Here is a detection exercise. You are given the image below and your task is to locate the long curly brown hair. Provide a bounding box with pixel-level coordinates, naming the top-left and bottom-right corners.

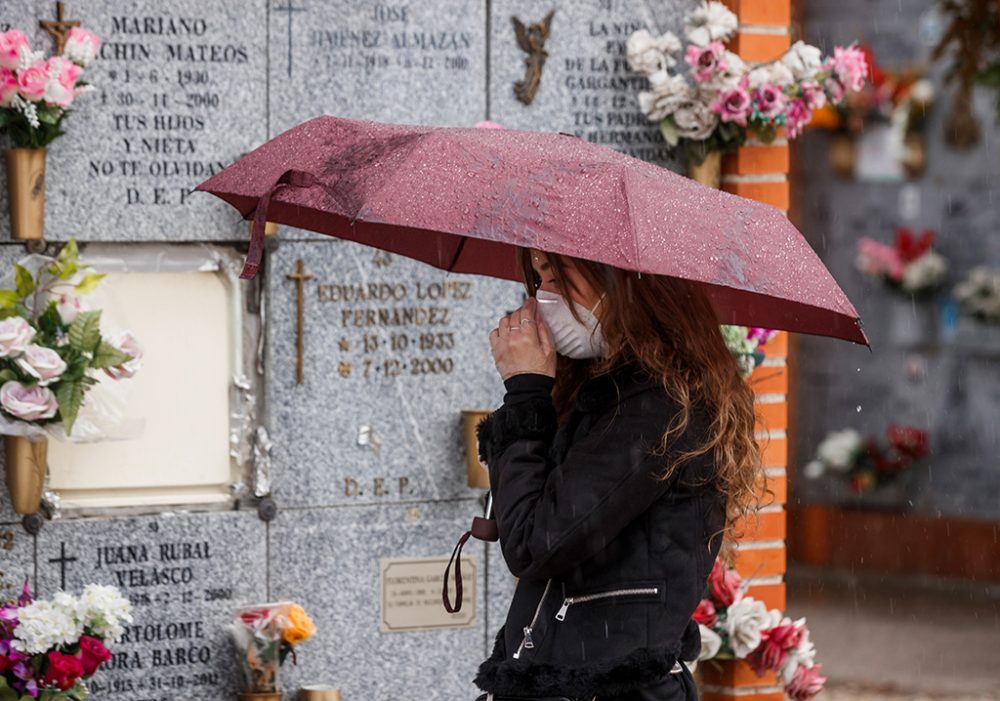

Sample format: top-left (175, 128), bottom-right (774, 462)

top-left (519, 248), bottom-right (767, 565)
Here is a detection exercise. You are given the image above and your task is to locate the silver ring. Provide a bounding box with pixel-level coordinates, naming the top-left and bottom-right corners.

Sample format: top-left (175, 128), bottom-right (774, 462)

top-left (509, 326), bottom-right (522, 332)
top-left (520, 318), bottom-right (534, 325)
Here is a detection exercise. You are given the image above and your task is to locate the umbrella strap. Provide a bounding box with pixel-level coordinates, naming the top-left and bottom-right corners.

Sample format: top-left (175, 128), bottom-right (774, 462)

top-left (441, 516), bottom-right (499, 613)
top-left (240, 169), bottom-right (328, 280)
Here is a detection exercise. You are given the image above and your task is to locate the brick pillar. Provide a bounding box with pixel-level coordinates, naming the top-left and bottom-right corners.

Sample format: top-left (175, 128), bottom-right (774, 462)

top-left (700, 1), bottom-right (792, 699)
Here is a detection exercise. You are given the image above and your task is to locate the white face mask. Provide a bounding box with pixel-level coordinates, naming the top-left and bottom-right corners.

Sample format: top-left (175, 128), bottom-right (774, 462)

top-left (535, 289), bottom-right (608, 359)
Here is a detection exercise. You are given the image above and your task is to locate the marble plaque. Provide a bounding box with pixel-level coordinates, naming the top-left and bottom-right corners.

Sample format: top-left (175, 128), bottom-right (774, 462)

top-left (266, 240), bottom-right (521, 508)
top-left (270, 501), bottom-right (490, 700)
top-left (0, 1), bottom-right (268, 242)
top-left (36, 511), bottom-right (267, 701)
top-left (0, 522), bottom-right (33, 602)
top-left (490, 0), bottom-right (686, 169)
top-left (268, 0), bottom-right (486, 136)
top-left (380, 555), bottom-right (476, 632)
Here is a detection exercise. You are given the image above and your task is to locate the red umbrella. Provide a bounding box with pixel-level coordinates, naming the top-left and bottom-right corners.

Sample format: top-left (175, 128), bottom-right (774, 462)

top-left (196, 115), bottom-right (867, 345)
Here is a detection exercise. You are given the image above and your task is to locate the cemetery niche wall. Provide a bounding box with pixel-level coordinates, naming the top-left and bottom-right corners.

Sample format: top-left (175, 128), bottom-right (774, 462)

top-left (0, 0), bottom-right (701, 699)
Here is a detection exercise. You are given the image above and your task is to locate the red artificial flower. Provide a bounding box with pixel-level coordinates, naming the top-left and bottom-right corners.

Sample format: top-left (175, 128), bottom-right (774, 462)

top-left (42, 650), bottom-right (84, 691)
top-left (886, 424), bottom-right (930, 461)
top-left (858, 44), bottom-right (886, 88)
top-left (692, 599), bottom-right (717, 627)
top-left (0, 653), bottom-right (10, 673)
top-left (78, 635), bottom-right (112, 676)
top-left (786, 663), bottom-right (828, 701)
top-left (848, 472), bottom-right (875, 493)
top-left (239, 607), bottom-right (271, 625)
top-left (708, 559), bottom-right (743, 608)
top-left (893, 227), bottom-right (934, 264)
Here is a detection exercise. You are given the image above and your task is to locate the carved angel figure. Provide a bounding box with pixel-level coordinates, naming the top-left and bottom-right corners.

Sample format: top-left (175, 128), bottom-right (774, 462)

top-left (512, 10), bottom-right (555, 106)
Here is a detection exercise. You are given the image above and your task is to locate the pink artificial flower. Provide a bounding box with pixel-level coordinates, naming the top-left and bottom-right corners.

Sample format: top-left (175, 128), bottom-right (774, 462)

top-left (0, 30), bottom-right (29, 70)
top-left (0, 67), bottom-right (17, 107)
top-left (43, 56), bottom-right (80, 107)
top-left (712, 85), bottom-right (752, 126)
top-left (685, 41), bottom-right (728, 83)
top-left (786, 664), bottom-right (827, 701)
top-left (784, 98), bottom-right (812, 139)
top-left (800, 80), bottom-right (827, 111)
top-left (708, 559), bottom-right (743, 608)
top-left (0, 380), bottom-right (58, 421)
top-left (829, 45), bottom-right (868, 92)
top-left (752, 83), bottom-right (787, 120)
top-left (102, 330), bottom-right (143, 380)
top-left (747, 327), bottom-right (777, 346)
top-left (16, 61), bottom-right (48, 101)
top-left (824, 76), bottom-right (846, 104)
top-left (63, 27), bottom-right (101, 67)
top-left (692, 598), bottom-right (718, 627)
top-left (857, 237), bottom-right (904, 282)
top-left (747, 621), bottom-right (804, 675)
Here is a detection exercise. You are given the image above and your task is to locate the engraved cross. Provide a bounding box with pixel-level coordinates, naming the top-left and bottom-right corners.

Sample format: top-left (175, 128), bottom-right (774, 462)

top-left (48, 541), bottom-right (78, 591)
top-left (273, 2), bottom-right (307, 78)
top-left (286, 258), bottom-right (313, 385)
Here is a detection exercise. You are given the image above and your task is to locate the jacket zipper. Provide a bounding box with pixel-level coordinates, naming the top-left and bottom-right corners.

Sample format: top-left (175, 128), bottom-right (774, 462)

top-left (554, 586), bottom-right (660, 621)
top-left (512, 579), bottom-right (552, 660)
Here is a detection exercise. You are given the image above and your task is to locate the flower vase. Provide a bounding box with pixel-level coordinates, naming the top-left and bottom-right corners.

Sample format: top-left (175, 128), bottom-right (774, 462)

top-left (887, 295), bottom-right (937, 348)
top-left (4, 434), bottom-right (48, 514)
top-left (686, 150), bottom-right (721, 189)
top-left (5, 148), bottom-right (47, 240)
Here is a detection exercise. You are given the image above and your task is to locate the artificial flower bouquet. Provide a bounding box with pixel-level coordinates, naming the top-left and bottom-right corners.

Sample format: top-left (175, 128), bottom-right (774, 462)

top-left (855, 228), bottom-right (948, 299)
top-left (0, 580), bottom-right (133, 700)
top-left (953, 266), bottom-right (1000, 324)
top-left (721, 325), bottom-right (776, 378)
top-left (231, 602), bottom-right (316, 696)
top-left (625, 1), bottom-right (868, 164)
top-left (0, 239), bottom-right (142, 440)
top-left (803, 424), bottom-right (930, 493)
top-left (0, 27), bottom-right (100, 148)
top-left (694, 560), bottom-right (825, 701)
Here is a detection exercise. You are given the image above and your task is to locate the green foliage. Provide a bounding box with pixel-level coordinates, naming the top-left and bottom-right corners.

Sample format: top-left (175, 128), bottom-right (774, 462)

top-left (14, 264), bottom-right (34, 298)
top-left (91, 341), bottom-right (131, 369)
top-left (55, 378), bottom-right (86, 435)
top-left (0, 290), bottom-right (19, 309)
top-left (73, 272), bottom-right (105, 294)
top-left (68, 310), bottom-right (101, 353)
top-left (0, 105), bottom-right (69, 149)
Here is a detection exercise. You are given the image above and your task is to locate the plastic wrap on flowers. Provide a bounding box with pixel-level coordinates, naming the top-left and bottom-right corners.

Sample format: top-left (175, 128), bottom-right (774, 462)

top-left (231, 602), bottom-right (316, 694)
top-left (0, 246), bottom-right (144, 443)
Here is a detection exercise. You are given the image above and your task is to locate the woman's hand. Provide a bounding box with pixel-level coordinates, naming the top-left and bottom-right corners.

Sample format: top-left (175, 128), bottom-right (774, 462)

top-left (489, 298), bottom-right (556, 381)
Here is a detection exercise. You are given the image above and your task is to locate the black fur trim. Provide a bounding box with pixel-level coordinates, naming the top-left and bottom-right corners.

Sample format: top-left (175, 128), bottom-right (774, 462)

top-left (473, 632), bottom-right (682, 698)
top-left (475, 399), bottom-right (557, 465)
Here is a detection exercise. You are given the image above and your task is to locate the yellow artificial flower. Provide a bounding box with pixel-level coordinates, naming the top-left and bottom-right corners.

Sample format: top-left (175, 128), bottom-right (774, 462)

top-left (282, 604), bottom-right (316, 645)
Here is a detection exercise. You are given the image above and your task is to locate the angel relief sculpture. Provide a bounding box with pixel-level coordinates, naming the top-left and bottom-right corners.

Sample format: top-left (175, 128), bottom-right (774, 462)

top-left (512, 10), bottom-right (556, 105)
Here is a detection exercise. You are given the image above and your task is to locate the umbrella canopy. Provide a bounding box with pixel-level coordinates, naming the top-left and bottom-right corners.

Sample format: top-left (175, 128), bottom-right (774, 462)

top-left (196, 116), bottom-right (867, 345)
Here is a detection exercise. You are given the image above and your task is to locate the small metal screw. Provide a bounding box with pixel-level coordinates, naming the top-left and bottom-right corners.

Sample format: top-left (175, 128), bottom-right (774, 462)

top-left (257, 497), bottom-right (278, 522)
top-left (22, 512), bottom-right (43, 535)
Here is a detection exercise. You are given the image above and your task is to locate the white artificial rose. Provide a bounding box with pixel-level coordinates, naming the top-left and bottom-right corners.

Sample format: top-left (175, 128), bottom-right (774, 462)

top-left (816, 428), bottom-right (861, 472)
top-left (686, 1), bottom-right (739, 46)
top-left (0, 317), bottom-right (36, 357)
top-left (747, 62), bottom-right (795, 89)
top-left (0, 380), bottom-right (58, 421)
top-left (724, 597), bottom-right (771, 658)
top-left (782, 40), bottom-right (823, 81)
top-left (672, 97), bottom-right (719, 140)
top-left (638, 71), bottom-right (693, 121)
top-left (698, 623), bottom-right (723, 660)
top-left (102, 330), bottom-right (143, 380)
top-left (626, 29), bottom-right (681, 75)
top-left (12, 600), bottom-right (84, 653)
top-left (15, 344), bottom-right (67, 386)
top-left (703, 51), bottom-right (746, 91)
top-left (79, 583), bottom-right (134, 642)
top-left (803, 460), bottom-right (826, 479)
top-left (779, 623), bottom-right (817, 683)
top-left (910, 79), bottom-right (934, 104)
top-left (901, 251), bottom-right (948, 294)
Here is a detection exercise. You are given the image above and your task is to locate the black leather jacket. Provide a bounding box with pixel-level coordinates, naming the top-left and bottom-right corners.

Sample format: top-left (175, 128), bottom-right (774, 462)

top-left (473, 364), bottom-right (726, 698)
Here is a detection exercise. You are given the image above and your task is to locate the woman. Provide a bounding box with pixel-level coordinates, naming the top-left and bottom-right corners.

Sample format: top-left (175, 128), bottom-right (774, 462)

top-left (472, 249), bottom-right (764, 701)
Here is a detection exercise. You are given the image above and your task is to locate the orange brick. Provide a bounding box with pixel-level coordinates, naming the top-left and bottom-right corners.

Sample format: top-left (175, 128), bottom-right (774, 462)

top-left (763, 331), bottom-right (788, 358)
top-left (703, 691), bottom-right (785, 701)
top-left (755, 402), bottom-right (787, 432)
top-left (734, 509), bottom-right (786, 541)
top-left (731, 31), bottom-right (791, 62)
top-left (721, 180), bottom-right (789, 209)
top-left (733, 545), bottom-right (786, 578)
top-left (745, 581), bottom-right (787, 610)
top-left (754, 469), bottom-right (786, 506)
top-left (701, 658), bottom-right (778, 687)
top-left (721, 0), bottom-right (791, 25)
top-left (749, 364), bottom-right (788, 394)
top-left (722, 144), bottom-right (789, 175)
top-left (760, 437), bottom-right (786, 468)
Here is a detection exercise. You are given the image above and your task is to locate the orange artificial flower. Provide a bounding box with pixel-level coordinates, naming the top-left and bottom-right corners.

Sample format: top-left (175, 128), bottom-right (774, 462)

top-left (808, 104), bottom-right (841, 130)
top-left (281, 604), bottom-right (316, 645)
